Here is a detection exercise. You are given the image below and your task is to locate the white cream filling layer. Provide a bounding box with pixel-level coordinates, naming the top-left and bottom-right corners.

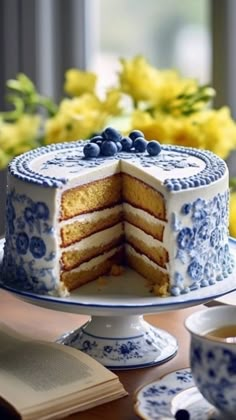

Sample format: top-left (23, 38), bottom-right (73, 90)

top-left (61, 222), bottom-right (124, 254)
top-left (125, 244), bottom-right (167, 273)
top-left (69, 246), bottom-right (123, 274)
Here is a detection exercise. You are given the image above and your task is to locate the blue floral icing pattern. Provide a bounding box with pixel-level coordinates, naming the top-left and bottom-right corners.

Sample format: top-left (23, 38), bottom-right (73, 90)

top-left (1, 188), bottom-right (56, 293)
top-left (8, 140), bottom-right (227, 191)
top-left (171, 191), bottom-right (234, 296)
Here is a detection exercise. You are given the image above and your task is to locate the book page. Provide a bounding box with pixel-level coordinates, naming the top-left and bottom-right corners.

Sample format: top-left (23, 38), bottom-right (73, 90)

top-left (0, 324), bottom-right (122, 414)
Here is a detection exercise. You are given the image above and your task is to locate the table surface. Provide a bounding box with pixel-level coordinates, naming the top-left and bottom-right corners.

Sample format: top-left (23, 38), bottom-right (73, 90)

top-left (0, 289), bottom-right (205, 420)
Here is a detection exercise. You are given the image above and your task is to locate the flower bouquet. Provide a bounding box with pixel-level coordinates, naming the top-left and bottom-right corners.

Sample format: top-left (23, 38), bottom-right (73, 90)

top-left (0, 56), bottom-right (236, 235)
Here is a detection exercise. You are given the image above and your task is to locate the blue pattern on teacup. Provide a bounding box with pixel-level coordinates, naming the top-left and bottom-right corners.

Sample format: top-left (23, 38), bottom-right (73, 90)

top-left (170, 191), bottom-right (234, 296)
top-left (191, 335), bottom-right (236, 414)
top-left (1, 188), bottom-right (56, 293)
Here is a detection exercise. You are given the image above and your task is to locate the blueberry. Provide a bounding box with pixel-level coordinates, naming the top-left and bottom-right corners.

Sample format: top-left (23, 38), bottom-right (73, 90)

top-left (102, 127), bottom-right (122, 142)
top-left (121, 136), bottom-right (133, 151)
top-left (90, 135), bottom-right (103, 144)
top-left (116, 141), bottom-right (122, 152)
top-left (100, 140), bottom-right (117, 156)
top-left (147, 140), bottom-right (161, 156)
top-left (175, 409), bottom-right (190, 420)
top-left (134, 137), bottom-right (148, 152)
top-left (129, 130), bottom-right (144, 141)
top-left (83, 143), bottom-right (100, 158)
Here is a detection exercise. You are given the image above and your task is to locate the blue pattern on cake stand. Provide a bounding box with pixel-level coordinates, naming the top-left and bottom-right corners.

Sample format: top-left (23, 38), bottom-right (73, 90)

top-left (56, 316), bottom-right (177, 369)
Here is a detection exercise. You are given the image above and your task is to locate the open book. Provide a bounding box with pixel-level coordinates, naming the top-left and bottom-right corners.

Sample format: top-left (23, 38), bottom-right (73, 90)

top-left (0, 324), bottom-right (128, 420)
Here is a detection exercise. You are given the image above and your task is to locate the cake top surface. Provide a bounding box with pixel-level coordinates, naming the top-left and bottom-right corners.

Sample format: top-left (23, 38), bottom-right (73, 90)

top-left (9, 136), bottom-right (227, 192)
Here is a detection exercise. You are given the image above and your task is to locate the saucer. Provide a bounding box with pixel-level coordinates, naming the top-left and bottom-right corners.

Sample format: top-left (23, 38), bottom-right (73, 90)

top-left (134, 368), bottom-right (223, 419)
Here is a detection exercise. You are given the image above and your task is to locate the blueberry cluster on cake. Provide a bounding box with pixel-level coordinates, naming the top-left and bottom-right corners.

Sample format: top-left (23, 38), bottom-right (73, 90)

top-left (1, 127), bottom-right (234, 297)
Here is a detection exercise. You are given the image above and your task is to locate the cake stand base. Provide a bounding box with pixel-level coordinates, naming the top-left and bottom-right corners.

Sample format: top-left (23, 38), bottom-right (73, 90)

top-left (56, 315), bottom-right (178, 370)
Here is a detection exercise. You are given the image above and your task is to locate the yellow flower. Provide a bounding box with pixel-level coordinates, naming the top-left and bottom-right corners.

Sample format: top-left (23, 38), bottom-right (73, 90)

top-left (131, 110), bottom-right (175, 141)
top-left (0, 115), bottom-right (40, 158)
top-left (131, 110), bottom-right (204, 149)
top-left (1, 59), bottom-right (236, 167)
top-left (119, 56), bottom-right (161, 104)
top-left (15, 115), bottom-right (41, 144)
top-left (229, 192), bottom-right (236, 237)
top-left (102, 88), bottom-right (122, 116)
top-left (196, 107), bottom-right (236, 159)
top-left (64, 69), bottom-right (97, 97)
top-left (131, 105), bottom-right (236, 158)
top-left (119, 56), bottom-right (200, 113)
top-left (151, 70), bottom-right (199, 113)
top-left (45, 94), bottom-right (108, 144)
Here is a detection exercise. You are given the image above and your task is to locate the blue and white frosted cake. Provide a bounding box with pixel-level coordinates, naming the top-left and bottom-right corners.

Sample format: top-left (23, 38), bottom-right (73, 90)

top-left (1, 128), bottom-right (234, 297)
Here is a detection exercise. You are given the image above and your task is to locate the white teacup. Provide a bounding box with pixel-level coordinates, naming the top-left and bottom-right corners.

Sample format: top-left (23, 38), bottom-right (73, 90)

top-left (185, 306), bottom-right (236, 418)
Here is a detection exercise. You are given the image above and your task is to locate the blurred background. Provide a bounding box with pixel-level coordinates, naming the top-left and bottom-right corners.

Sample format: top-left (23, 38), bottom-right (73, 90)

top-left (0, 0), bottom-right (236, 235)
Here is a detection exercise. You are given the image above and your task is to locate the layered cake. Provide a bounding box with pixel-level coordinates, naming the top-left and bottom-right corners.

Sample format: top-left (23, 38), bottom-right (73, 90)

top-left (1, 128), bottom-right (234, 297)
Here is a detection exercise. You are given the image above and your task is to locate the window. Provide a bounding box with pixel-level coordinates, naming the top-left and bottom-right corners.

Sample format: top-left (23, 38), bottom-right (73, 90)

top-left (91, 0), bottom-right (211, 90)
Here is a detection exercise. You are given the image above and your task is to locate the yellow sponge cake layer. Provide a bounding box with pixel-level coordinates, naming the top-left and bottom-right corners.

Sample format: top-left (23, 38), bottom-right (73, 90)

top-left (61, 174), bottom-right (122, 220)
top-left (122, 173), bottom-right (166, 221)
top-left (61, 205), bottom-right (123, 247)
top-left (125, 244), bottom-right (169, 297)
top-left (61, 247), bottom-right (124, 291)
top-left (61, 223), bottom-right (124, 270)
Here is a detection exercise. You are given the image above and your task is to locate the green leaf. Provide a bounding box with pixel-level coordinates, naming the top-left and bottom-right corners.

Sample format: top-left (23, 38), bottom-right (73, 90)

top-left (17, 73), bottom-right (36, 94)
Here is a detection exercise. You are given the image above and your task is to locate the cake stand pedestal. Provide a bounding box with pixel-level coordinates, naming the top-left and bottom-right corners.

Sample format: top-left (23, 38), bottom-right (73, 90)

top-left (56, 315), bottom-right (177, 369)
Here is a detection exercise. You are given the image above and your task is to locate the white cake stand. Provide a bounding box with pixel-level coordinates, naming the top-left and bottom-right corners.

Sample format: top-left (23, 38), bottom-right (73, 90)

top-left (1, 238), bottom-right (236, 370)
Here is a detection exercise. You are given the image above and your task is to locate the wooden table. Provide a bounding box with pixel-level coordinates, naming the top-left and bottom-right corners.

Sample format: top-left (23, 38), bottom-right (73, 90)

top-left (0, 289), bottom-right (204, 419)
